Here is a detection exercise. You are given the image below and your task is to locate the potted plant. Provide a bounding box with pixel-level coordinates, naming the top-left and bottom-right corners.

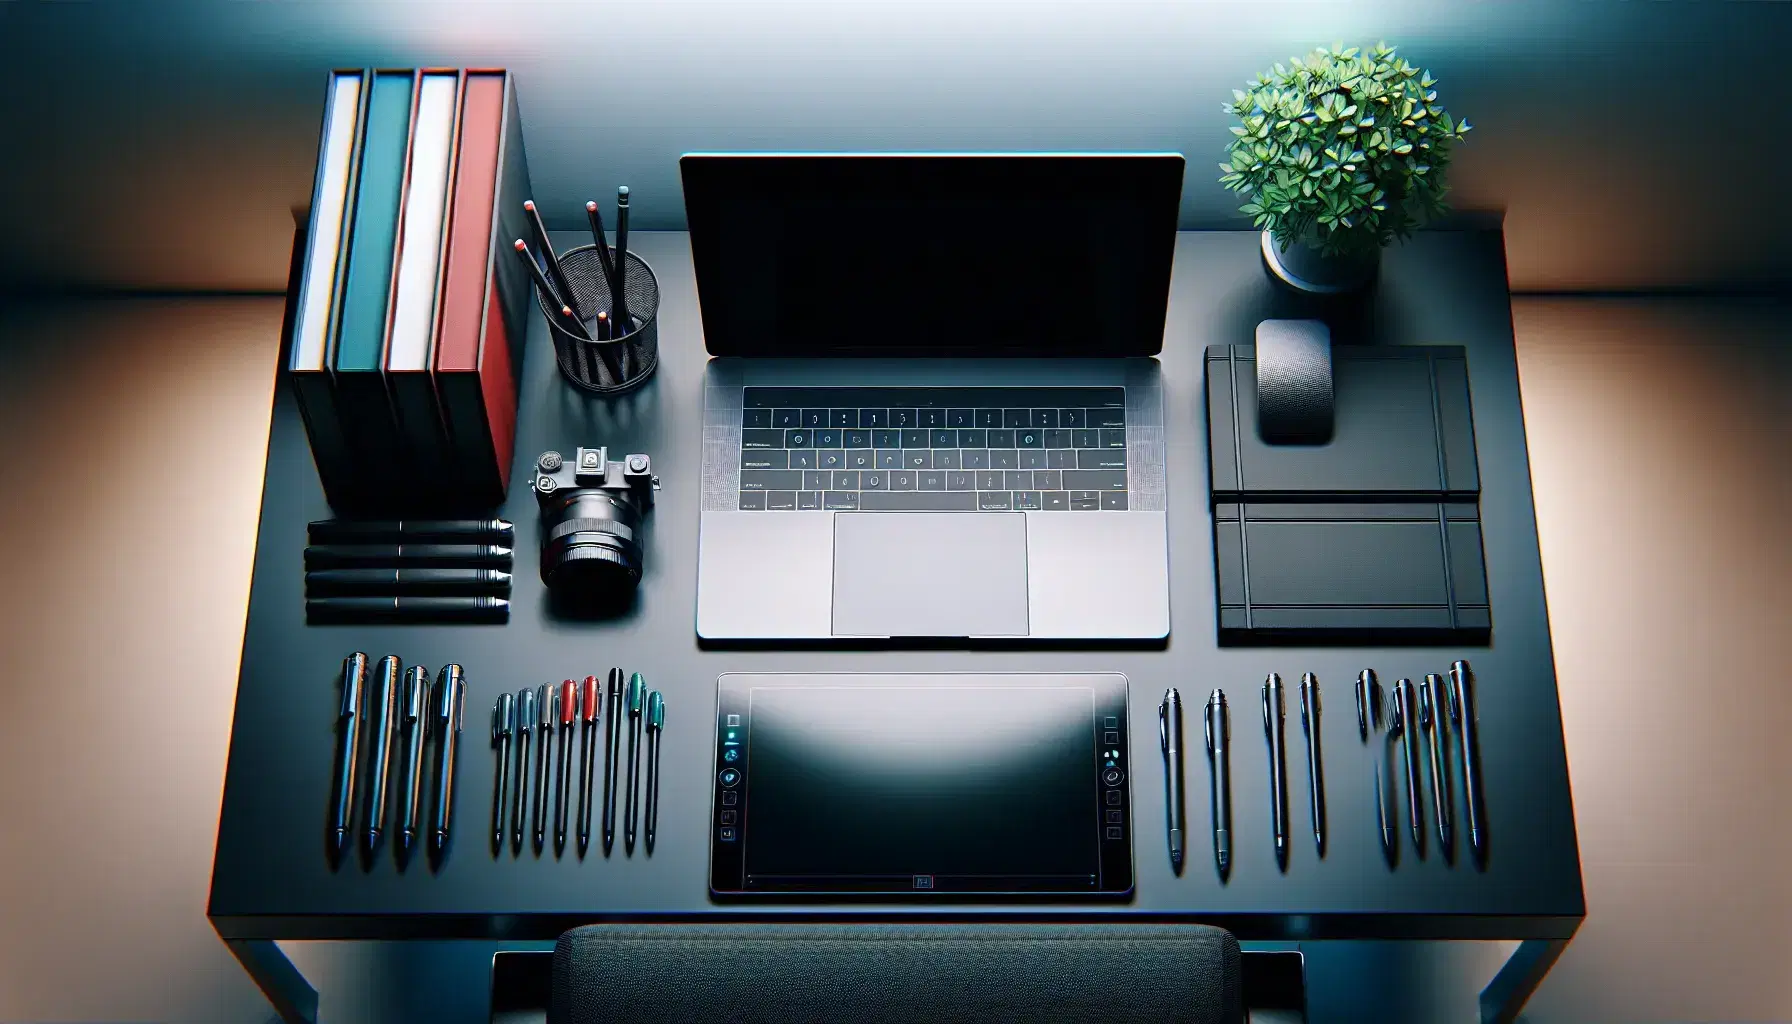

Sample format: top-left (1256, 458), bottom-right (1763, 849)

top-left (1220, 42), bottom-right (1471, 294)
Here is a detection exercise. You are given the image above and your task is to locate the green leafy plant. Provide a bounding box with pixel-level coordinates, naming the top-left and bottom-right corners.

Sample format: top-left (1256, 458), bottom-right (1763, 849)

top-left (1220, 42), bottom-right (1471, 258)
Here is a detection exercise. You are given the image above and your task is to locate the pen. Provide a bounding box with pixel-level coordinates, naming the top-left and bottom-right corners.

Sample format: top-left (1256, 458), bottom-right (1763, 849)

top-left (430, 663), bottom-right (465, 854)
top-left (534, 684), bottom-right (553, 852)
top-left (329, 653), bottom-right (368, 857)
top-left (397, 665), bottom-right (430, 855)
top-left (577, 675), bottom-right (600, 856)
top-left (524, 200), bottom-right (580, 319)
top-left (305, 544), bottom-right (513, 569)
top-left (624, 672), bottom-right (645, 853)
top-left (512, 687), bottom-right (535, 854)
top-left (1392, 678), bottom-right (1425, 853)
top-left (1158, 688), bottom-right (1186, 871)
top-left (307, 519), bottom-right (515, 545)
top-left (1449, 660), bottom-right (1488, 865)
top-left (556, 679), bottom-right (577, 854)
top-left (602, 667), bottom-right (623, 853)
top-left (491, 691), bottom-right (514, 854)
top-left (585, 199), bottom-right (621, 302)
top-left (305, 569), bottom-right (513, 597)
top-left (1299, 673), bottom-right (1326, 857)
top-left (363, 656), bottom-right (401, 853)
top-left (1262, 673), bottom-right (1289, 870)
top-left (1421, 672), bottom-right (1454, 856)
top-left (645, 690), bottom-right (664, 854)
top-left (1356, 670), bottom-right (1395, 866)
top-left (1204, 688), bottom-right (1231, 877)
top-left (611, 186), bottom-right (632, 331)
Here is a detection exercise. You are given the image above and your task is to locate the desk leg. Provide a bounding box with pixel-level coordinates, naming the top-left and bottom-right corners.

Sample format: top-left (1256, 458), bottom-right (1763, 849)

top-left (1478, 937), bottom-right (1570, 1024)
top-left (224, 938), bottom-right (318, 1024)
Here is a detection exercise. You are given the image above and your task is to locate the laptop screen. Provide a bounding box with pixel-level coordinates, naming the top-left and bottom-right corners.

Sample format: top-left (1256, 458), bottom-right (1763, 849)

top-left (681, 154), bottom-right (1184, 357)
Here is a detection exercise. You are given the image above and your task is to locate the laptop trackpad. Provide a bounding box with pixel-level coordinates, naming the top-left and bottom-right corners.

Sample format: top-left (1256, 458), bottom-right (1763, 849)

top-left (832, 513), bottom-right (1029, 637)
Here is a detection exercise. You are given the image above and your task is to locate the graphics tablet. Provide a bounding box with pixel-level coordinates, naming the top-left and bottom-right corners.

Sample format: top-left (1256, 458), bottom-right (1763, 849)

top-left (710, 672), bottom-right (1134, 899)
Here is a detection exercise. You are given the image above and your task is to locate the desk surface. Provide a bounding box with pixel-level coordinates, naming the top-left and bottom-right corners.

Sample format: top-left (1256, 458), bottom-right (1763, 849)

top-left (209, 230), bottom-right (1584, 943)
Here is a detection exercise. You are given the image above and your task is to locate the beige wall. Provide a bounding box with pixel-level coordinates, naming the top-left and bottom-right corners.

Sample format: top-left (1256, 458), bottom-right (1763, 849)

top-left (0, 293), bottom-right (1786, 1020)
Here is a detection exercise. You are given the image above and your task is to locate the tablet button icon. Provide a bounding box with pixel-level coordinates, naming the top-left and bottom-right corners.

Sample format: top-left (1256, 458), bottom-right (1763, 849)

top-left (913, 875), bottom-right (934, 889)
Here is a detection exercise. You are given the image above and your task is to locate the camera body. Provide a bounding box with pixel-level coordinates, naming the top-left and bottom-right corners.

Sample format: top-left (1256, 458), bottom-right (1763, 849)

top-left (530, 448), bottom-right (660, 601)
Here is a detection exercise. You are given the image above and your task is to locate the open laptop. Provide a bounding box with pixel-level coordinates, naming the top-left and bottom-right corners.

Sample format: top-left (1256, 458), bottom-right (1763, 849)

top-left (685, 154), bottom-right (1181, 641)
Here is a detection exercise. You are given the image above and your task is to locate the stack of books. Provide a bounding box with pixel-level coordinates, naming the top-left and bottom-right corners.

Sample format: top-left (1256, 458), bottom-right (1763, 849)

top-left (284, 68), bottom-right (535, 513)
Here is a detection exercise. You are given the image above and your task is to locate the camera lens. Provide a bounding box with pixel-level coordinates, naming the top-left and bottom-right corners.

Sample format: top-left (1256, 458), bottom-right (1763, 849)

top-left (537, 488), bottom-right (647, 598)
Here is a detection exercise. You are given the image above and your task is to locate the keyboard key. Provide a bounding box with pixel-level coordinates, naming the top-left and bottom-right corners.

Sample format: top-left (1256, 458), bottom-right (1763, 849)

top-left (1079, 448), bottom-right (1127, 469)
top-left (1100, 429), bottom-right (1128, 449)
top-left (1088, 408), bottom-right (1126, 428)
top-left (789, 450), bottom-right (816, 469)
top-left (933, 449), bottom-right (961, 469)
top-left (1042, 490), bottom-right (1069, 511)
top-left (876, 449), bottom-right (902, 469)
top-left (743, 408), bottom-right (773, 428)
top-left (860, 408), bottom-right (888, 428)
top-left (740, 470), bottom-right (802, 491)
top-left (815, 429), bottom-right (841, 447)
top-left (766, 490), bottom-right (797, 511)
top-left (961, 450), bottom-right (989, 469)
top-left (947, 470), bottom-right (974, 490)
top-left (846, 450), bottom-right (874, 469)
top-left (990, 450), bottom-right (1019, 470)
top-left (1005, 470), bottom-right (1033, 489)
top-left (1063, 469), bottom-right (1127, 491)
top-left (738, 490), bottom-right (766, 510)
top-left (1043, 429), bottom-right (1072, 449)
top-left (987, 428), bottom-right (1015, 449)
top-left (785, 429), bottom-right (811, 448)
top-left (1101, 491), bottom-right (1130, 510)
top-left (976, 470), bottom-right (1003, 490)
top-left (824, 491), bottom-right (859, 510)
top-left (829, 409), bottom-right (854, 427)
top-left (978, 491), bottom-right (1013, 510)
top-left (798, 490), bottom-right (823, 510)
top-left (1015, 429), bottom-right (1042, 448)
top-left (802, 409), bottom-right (827, 428)
top-left (741, 449), bottom-right (787, 469)
top-left (975, 409), bottom-right (1001, 428)
top-left (819, 450), bottom-right (844, 470)
top-left (919, 470), bottom-right (946, 491)
top-left (1070, 490), bottom-right (1101, 510)
top-left (891, 470), bottom-right (917, 490)
top-left (772, 408), bottom-right (801, 428)
top-left (1020, 450), bottom-right (1047, 470)
top-left (1034, 469), bottom-right (1062, 490)
top-left (890, 409), bottom-right (917, 428)
top-left (901, 428), bottom-right (928, 449)
top-left (803, 470), bottom-right (830, 490)
top-left (1014, 490), bottom-right (1042, 510)
top-left (1030, 409), bottom-right (1058, 428)
top-left (844, 429), bottom-right (870, 449)
top-left (1059, 408), bottom-right (1086, 428)
top-left (862, 472), bottom-right (886, 490)
top-left (947, 409), bottom-right (974, 428)
top-left (1071, 429), bottom-right (1100, 448)
top-left (1048, 449), bottom-right (1075, 469)
top-left (872, 429), bottom-right (902, 449)
top-left (832, 470), bottom-right (860, 489)
top-left (904, 450), bottom-right (931, 469)
top-left (741, 428), bottom-right (784, 449)
top-left (931, 429), bottom-right (956, 448)
top-left (919, 409), bottom-right (946, 428)
top-left (861, 490), bottom-right (976, 511)
top-left (951, 428), bottom-right (982, 448)
top-left (1003, 409), bottom-right (1029, 428)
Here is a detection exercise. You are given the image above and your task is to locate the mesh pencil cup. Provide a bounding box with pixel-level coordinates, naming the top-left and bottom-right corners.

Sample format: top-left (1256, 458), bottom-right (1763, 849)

top-left (533, 245), bottom-right (660, 394)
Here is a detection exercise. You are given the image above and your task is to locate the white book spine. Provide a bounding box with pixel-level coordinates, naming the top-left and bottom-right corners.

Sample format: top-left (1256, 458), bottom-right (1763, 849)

top-left (291, 71), bottom-right (363, 372)
top-left (385, 72), bottom-right (459, 372)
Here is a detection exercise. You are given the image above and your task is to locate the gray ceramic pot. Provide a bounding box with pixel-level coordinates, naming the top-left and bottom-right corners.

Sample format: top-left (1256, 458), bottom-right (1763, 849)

top-left (1260, 231), bottom-right (1379, 295)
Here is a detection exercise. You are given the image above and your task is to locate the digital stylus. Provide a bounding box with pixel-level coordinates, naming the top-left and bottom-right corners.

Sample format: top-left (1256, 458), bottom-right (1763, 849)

top-left (1159, 688), bottom-right (1186, 872)
top-left (1262, 673), bottom-right (1289, 870)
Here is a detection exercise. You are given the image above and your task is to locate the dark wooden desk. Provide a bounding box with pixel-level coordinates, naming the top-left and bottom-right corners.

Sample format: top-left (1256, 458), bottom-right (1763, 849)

top-left (210, 230), bottom-right (1583, 1023)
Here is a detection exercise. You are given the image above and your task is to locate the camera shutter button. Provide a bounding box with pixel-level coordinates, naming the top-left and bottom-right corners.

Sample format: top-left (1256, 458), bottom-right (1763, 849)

top-left (627, 454), bottom-right (649, 473)
top-left (538, 451), bottom-right (563, 472)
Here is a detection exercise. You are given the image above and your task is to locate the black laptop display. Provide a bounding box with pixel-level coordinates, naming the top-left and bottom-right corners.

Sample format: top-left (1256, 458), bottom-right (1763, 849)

top-left (710, 673), bottom-right (1134, 898)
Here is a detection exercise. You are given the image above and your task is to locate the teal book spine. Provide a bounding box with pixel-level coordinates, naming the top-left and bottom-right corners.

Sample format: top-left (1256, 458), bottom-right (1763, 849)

top-left (335, 70), bottom-right (414, 371)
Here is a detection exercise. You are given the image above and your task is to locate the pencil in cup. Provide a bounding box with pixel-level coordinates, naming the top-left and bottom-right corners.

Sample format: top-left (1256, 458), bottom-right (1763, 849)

top-left (532, 243), bottom-right (660, 394)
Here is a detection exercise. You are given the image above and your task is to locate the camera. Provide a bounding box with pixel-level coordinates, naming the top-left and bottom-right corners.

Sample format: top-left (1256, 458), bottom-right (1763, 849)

top-left (531, 447), bottom-right (659, 602)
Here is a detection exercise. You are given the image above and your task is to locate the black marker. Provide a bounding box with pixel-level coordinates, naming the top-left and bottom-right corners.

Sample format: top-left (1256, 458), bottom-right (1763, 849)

top-left (1262, 673), bottom-right (1289, 870)
top-left (1204, 688), bottom-right (1231, 878)
top-left (491, 692), bottom-right (515, 854)
top-left (645, 691), bottom-right (664, 853)
top-left (611, 186), bottom-right (632, 331)
top-left (329, 653), bottom-right (368, 857)
top-left (624, 672), bottom-right (645, 853)
top-left (305, 568), bottom-right (512, 597)
top-left (430, 664), bottom-right (465, 854)
top-left (305, 545), bottom-right (512, 569)
top-left (602, 668), bottom-right (623, 853)
top-left (306, 596), bottom-right (509, 624)
top-left (307, 519), bottom-right (514, 545)
top-left (1158, 688), bottom-right (1185, 871)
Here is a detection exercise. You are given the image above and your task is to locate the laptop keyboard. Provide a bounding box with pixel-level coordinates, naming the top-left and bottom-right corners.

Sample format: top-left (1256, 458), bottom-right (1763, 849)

top-left (737, 387), bottom-right (1128, 512)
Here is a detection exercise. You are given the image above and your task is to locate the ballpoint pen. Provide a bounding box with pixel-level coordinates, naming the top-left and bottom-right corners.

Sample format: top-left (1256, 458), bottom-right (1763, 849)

top-left (645, 691), bottom-right (664, 853)
top-left (612, 186), bottom-right (632, 330)
top-left (398, 665), bottom-right (430, 855)
top-left (430, 664), bottom-right (465, 854)
top-left (624, 672), bottom-right (645, 853)
top-left (330, 653), bottom-right (369, 857)
top-left (1204, 689), bottom-right (1231, 878)
top-left (363, 655), bottom-right (401, 853)
top-left (578, 675), bottom-right (600, 856)
top-left (1262, 673), bottom-right (1289, 870)
top-left (512, 687), bottom-right (535, 854)
top-left (534, 684), bottom-right (553, 852)
top-left (1158, 688), bottom-right (1186, 872)
top-left (1356, 670), bottom-right (1395, 866)
top-left (1392, 678), bottom-right (1425, 853)
top-left (1449, 660), bottom-right (1488, 866)
top-left (602, 668), bottom-right (623, 853)
top-left (1299, 673), bottom-right (1326, 857)
top-left (556, 679), bottom-right (577, 854)
top-left (491, 692), bottom-right (515, 853)
top-left (1421, 672), bottom-right (1454, 857)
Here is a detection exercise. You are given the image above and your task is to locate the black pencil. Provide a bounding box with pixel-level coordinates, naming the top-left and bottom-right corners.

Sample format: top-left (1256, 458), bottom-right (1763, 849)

top-left (513, 238), bottom-right (563, 308)
top-left (585, 199), bottom-right (621, 302)
top-left (524, 200), bottom-right (581, 318)
top-left (611, 186), bottom-right (632, 332)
